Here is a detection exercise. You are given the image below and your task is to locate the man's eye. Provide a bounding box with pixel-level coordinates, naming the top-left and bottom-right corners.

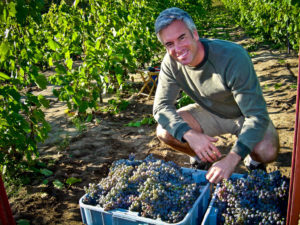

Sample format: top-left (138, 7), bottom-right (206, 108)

top-left (166, 43), bottom-right (173, 48)
top-left (179, 35), bottom-right (185, 40)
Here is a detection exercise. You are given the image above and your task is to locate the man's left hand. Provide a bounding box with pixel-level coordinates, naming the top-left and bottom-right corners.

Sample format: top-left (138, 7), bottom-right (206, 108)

top-left (205, 152), bottom-right (241, 184)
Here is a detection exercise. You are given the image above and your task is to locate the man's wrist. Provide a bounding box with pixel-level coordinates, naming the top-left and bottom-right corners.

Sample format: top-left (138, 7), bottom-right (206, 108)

top-left (225, 152), bottom-right (241, 167)
top-left (182, 129), bottom-right (198, 143)
top-left (178, 126), bottom-right (192, 142)
top-left (183, 129), bottom-right (193, 140)
top-left (231, 141), bottom-right (251, 159)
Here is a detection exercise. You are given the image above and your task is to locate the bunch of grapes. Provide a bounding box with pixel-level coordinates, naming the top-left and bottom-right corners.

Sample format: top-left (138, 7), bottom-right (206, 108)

top-left (83, 154), bottom-right (202, 223)
top-left (214, 170), bottom-right (289, 225)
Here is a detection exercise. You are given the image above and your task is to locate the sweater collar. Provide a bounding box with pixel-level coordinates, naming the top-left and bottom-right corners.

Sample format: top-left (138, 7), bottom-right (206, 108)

top-left (186, 38), bottom-right (209, 70)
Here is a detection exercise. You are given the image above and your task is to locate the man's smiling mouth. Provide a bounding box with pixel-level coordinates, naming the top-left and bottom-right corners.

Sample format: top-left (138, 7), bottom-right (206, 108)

top-left (177, 49), bottom-right (189, 60)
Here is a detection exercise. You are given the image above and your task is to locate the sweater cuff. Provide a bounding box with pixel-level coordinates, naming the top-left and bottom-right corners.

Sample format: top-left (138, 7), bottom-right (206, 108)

top-left (231, 141), bottom-right (251, 160)
top-left (174, 123), bottom-right (192, 142)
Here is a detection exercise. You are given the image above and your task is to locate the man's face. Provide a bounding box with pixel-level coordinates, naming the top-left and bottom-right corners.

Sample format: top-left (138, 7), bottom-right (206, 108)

top-left (159, 20), bottom-right (201, 66)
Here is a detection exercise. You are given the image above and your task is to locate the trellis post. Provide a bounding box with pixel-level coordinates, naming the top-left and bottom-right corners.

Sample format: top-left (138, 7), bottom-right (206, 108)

top-left (286, 47), bottom-right (300, 225)
top-left (0, 175), bottom-right (15, 225)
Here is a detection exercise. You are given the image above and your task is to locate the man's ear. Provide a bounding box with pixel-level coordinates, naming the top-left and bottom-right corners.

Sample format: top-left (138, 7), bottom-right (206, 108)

top-left (192, 29), bottom-right (199, 40)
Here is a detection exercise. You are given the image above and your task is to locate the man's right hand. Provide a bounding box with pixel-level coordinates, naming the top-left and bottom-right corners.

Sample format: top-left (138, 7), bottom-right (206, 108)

top-left (206, 152), bottom-right (241, 183)
top-left (183, 129), bottom-right (221, 163)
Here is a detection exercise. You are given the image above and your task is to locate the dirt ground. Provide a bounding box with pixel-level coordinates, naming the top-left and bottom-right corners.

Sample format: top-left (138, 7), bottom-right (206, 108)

top-left (7, 36), bottom-right (299, 224)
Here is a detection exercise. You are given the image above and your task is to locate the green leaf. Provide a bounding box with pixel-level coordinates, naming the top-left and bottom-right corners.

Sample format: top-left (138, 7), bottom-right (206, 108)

top-left (126, 121), bottom-right (142, 127)
top-left (0, 41), bottom-right (10, 62)
top-left (119, 100), bottom-right (129, 111)
top-left (72, 32), bottom-right (78, 41)
top-left (52, 88), bottom-right (60, 97)
top-left (49, 57), bottom-right (53, 67)
top-left (66, 177), bottom-right (82, 186)
top-left (65, 51), bottom-right (70, 59)
top-left (35, 74), bottom-right (48, 89)
top-left (53, 179), bottom-right (64, 189)
top-left (0, 72), bottom-right (10, 80)
top-left (274, 83), bottom-right (282, 90)
top-left (21, 49), bottom-right (27, 59)
top-left (2, 8), bottom-right (7, 22)
top-left (95, 38), bottom-right (101, 50)
top-left (42, 179), bottom-right (49, 185)
top-left (104, 75), bottom-right (109, 83)
top-left (66, 85), bottom-right (75, 95)
top-left (8, 88), bottom-right (21, 101)
top-left (86, 114), bottom-right (93, 122)
top-left (38, 95), bottom-right (50, 108)
top-left (19, 67), bottom-right (24, 76)
top-left (135, 121), bottom-right (142, 127)
top-left (79, 101), bottom-right (88, 113)
top-left (8, 2), bottom-right (17, 17)
top-left (40, 168), bottom-right (53, 176)
top-left (17, 219), bottom-right (30, 225)
top-left (32, 109), bottom-right (45, 121)
top-left (72, 96), bottom-right (80, 105)
top-left (65, 58), bottom-right (73, 70)
top-left (55, 64), bottom-right (67, 75)
top-left (73, 0), bottom-right (80, 8)
top-left (48, 39), bottom-right (60, 51)
top-left (116, 73), bottom-right (123, 85)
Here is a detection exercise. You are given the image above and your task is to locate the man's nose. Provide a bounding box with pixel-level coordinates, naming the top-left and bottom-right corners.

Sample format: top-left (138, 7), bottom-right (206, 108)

top-left (174, 43), bottom-right (183, 52)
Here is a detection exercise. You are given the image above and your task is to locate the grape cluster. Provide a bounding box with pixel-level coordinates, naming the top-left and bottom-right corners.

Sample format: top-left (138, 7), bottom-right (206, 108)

top-left (214, 170), bottom-right (289, 225)
top-left (83, 154), bottom-right (201, 223)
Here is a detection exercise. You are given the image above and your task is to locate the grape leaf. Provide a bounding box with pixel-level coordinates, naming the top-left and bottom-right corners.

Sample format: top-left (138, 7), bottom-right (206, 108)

top-left (66, 177), bottom-right (82, 186)
top-left (40, 168), bottom-right (53, 177)
top-left (53, 179), bottom-right (64, 189)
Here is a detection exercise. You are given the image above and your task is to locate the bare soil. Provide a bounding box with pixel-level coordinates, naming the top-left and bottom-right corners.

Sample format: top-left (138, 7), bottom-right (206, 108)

top-left (8, 38), bottom-right (299, 224)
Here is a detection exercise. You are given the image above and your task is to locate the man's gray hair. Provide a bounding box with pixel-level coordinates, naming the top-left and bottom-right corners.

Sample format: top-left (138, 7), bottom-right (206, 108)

top-left (155, 7), bottom-right (196, 42)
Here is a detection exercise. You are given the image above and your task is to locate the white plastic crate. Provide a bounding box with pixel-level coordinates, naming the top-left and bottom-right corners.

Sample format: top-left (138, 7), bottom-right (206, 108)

top-left (201, 173), bottom-right (244, 225)
top-left (79, 168), bottom-right (211, 225)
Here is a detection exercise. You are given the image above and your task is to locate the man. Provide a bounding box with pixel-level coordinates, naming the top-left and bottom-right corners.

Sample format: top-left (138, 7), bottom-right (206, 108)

top-left (153, 7), bottom-right (279, 184)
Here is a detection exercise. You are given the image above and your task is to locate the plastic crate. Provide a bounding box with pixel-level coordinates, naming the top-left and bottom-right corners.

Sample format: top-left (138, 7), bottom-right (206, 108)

top-left (79, 168), bottom-right (211, 225)
top-left (201, 173), bottom-right (244, 225)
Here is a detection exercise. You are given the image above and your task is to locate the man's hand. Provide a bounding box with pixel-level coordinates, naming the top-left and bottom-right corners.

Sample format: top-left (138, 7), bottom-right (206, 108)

top-left (183, 129), bottom-right (222, 163)
top-left (206, 152), bottom-right (241, 184)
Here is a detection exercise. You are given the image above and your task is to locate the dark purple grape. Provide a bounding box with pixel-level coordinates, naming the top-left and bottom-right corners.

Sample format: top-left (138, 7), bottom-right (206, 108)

top-left (83, 154), bottom-right (202, 223)
top-left (214, 170), bottom-right (289, 225)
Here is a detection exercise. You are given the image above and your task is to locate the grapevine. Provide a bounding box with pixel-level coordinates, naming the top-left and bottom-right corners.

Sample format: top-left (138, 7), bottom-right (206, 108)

top-left (83, 154), bottom-right (202, 223)
top-left (214, 170), bottom-right (289, 225)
